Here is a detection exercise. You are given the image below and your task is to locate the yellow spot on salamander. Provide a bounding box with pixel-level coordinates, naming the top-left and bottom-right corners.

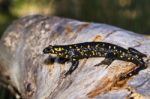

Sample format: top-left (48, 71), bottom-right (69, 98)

top-left (50, 53), bottom-right (57, 57)
top-left (131, 58), bottom-right (134, 60)
top-left (115, 50), bottom-right (118, 52)
top-left (51, 50), bottom-right (54, 53)
top-left (92, 51), bottom-right (95, 55)
top-left (55, 47), bottom-right (64, 51)
top-left (65, 55), bottom-right (69, 58)
top-left (135, 55), bottom-right (139, 58)
top-left (73, 58), bottom-right (76, 61)
top-left (58, 53), bottom-right (62, 56)
top-left (80, 52), bottom-right (84, 55)
top-left (122, 52), bottom-right (125, 55)
top-left (109, 46), bottom-right (111, 49)
top-left (96, 44), bottom-right (99, 48)
top-left (120, 55), bottom-right (123, 58)
top-left (113, 46), bottom-right (116, 49)
top-left (77, 48), bottom-right (80, 51)
top-left (85, 53), bottom-right (88, 56)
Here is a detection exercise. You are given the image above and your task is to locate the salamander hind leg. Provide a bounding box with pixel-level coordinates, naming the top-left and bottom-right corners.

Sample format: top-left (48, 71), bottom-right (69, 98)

top-left (94, 58), bottom-right (115, 66)
top-left (94, 51), bottom-right (116, 67)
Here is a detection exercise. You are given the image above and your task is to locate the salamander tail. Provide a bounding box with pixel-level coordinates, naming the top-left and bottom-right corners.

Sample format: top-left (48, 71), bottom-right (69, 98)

top-left (120, 58), bottom-right (147, 80)
top-left (128, 47), bottom-right (147, 57)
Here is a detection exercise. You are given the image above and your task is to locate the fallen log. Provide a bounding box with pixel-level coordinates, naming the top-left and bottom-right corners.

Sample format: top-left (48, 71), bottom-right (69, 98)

top-left (0, 15), bottom-right (150, 99)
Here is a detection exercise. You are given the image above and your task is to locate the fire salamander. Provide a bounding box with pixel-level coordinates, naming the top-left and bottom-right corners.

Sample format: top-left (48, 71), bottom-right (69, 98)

top-left (43, 42), bottom-right (147, 79)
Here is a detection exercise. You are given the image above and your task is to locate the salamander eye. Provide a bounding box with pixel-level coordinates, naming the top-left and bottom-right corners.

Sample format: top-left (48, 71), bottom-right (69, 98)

top-left (43, 45), bottom-right (53, 54)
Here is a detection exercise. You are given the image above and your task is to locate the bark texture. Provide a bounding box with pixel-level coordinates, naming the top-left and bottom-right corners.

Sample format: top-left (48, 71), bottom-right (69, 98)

top-left (0, 15), bottom-right (150, 99)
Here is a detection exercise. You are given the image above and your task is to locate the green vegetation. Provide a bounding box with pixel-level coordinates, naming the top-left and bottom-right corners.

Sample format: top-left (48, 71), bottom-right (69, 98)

top-left (0, 0), bottom-right (150, 98)
top-left (1, 0), bottom-right (150, 36)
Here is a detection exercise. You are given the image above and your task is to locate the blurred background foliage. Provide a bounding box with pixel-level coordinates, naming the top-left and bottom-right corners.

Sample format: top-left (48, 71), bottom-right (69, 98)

top-left (0, 0), bottom-right (150, 98)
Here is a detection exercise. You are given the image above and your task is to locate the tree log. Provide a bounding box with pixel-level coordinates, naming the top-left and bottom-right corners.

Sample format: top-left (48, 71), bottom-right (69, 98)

top-left (0, 15), bottom-right (150, 99)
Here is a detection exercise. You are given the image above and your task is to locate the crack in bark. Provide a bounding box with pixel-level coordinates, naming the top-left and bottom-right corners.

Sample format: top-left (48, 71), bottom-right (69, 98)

top-left (104, 30), bottom-right (119, 39)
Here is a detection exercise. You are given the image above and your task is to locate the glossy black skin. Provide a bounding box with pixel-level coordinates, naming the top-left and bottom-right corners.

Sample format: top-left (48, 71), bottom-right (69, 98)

top-left (43, 42), bottom-right (147, 78)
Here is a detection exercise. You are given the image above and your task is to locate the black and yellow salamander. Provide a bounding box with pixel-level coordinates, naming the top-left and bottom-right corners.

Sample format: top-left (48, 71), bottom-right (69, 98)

top-left (43, 42), bottom-right (147, 79)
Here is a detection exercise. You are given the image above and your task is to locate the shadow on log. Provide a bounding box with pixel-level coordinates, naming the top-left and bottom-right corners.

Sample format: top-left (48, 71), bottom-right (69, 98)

top-left (0, 15), bottom-right (150, 99)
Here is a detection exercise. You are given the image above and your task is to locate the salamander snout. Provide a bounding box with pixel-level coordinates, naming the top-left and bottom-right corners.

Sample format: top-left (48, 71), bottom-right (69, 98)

top-left (43, 45), bottom-right (53, 54)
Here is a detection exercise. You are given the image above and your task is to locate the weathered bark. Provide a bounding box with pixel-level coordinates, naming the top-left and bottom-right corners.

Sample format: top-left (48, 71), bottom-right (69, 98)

top-left (0, 15), bottom-right (150, 99)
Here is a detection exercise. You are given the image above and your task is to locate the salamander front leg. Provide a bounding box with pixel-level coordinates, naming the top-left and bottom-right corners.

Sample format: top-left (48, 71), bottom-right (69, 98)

top-left (64, 60), bottom-right (79, 77)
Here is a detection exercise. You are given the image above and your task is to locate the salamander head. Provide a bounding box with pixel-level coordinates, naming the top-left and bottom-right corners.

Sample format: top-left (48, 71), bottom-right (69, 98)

top-left (43, 45), bottom-right (54, 54)
top-left (43, 45), bottom-right (65, 57)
